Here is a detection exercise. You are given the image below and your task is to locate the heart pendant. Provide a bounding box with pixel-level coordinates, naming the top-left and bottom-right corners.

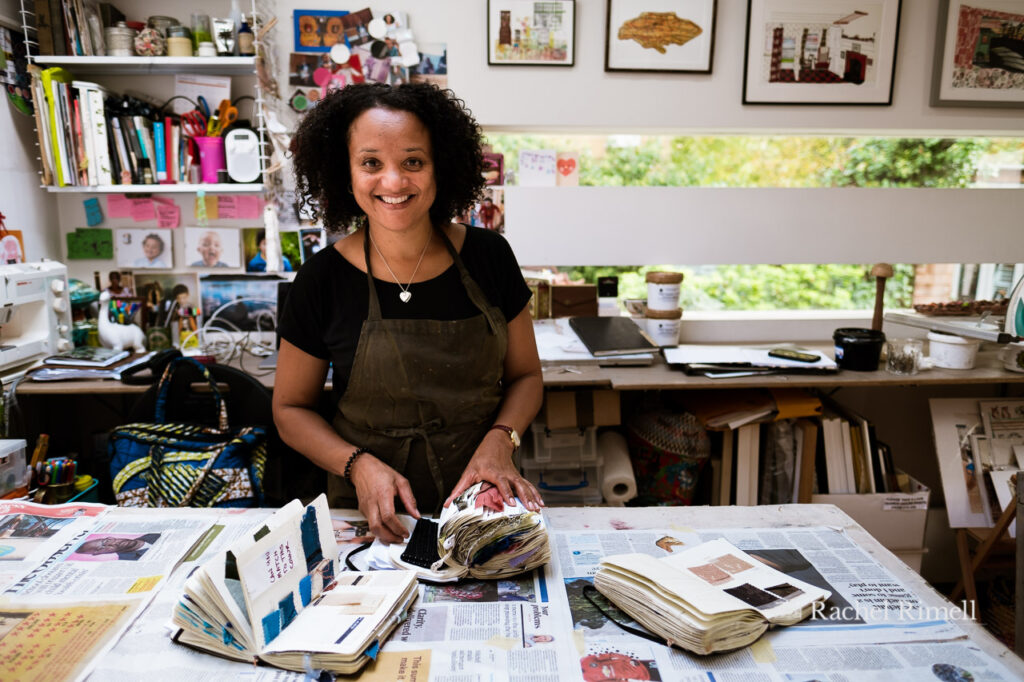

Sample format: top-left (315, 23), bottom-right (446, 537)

top-left (399, 291), bottom-right (412, 303)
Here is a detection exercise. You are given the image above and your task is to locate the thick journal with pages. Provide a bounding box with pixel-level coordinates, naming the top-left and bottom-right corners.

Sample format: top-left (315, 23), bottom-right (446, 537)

top-left (568, 316), bottom-right (659, 357)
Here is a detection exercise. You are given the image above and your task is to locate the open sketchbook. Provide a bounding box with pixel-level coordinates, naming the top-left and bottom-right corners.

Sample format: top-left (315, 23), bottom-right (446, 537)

top-left (382, 481), bottom-right (551, 582)
top-left (594, 538), bottom-right (830, 655)
top-left (172, 495), bottom-right (418, 675)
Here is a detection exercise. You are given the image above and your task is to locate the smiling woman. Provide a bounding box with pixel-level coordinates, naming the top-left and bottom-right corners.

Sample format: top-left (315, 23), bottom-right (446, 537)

top-left (276, 83), bottom-right (545, 544)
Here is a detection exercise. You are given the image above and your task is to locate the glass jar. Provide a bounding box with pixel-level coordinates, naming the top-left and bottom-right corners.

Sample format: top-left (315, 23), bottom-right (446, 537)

top-left (104, 21), bottom-right (136, 57)
top-left (191, 13), bottom-right (213, 52)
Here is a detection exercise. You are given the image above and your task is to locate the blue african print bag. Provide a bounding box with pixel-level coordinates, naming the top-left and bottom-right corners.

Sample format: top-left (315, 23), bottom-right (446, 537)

top-left (109, 358), bottom-right (266, 507)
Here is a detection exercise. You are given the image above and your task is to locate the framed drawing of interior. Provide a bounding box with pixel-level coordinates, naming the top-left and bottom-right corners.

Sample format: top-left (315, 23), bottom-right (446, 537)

top-left (931, 0), bottom-right (1024, 108)
top-left (742, 0), bottom-right (902, 105)
top-left (605, 0), bottom-right (716, 73)
top-left (488, 0), bottom-right (576, 66)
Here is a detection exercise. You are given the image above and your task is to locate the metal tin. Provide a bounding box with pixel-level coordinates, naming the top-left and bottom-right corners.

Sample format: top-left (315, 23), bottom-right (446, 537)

top-left (104, 22), bottom-right (136, 57)
top-left (167, 25), bottom-right (191, 39)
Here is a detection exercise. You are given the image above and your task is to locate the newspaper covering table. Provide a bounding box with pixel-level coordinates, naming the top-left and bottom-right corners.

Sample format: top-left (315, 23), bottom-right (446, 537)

top-left (0, 502), bottom-right (1021, 681)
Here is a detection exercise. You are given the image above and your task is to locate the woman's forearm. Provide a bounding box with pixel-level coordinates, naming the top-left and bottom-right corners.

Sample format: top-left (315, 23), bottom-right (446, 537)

top-left (492, 369), bottom-right (543, 434)
top-left (275, 404), bottom-right (353, 477)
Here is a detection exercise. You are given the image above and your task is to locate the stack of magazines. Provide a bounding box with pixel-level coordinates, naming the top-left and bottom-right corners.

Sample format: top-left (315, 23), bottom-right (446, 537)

top-left (594, 538), bottom-right (829, 655)
top-left (388, 481), bottom-right (551, 582)
top-left (172, 495), bottom-right (418, 675)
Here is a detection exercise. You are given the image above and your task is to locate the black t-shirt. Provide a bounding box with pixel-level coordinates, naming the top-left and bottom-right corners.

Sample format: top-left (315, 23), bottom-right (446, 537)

top-left (278, 226), bottom-right (532, 397)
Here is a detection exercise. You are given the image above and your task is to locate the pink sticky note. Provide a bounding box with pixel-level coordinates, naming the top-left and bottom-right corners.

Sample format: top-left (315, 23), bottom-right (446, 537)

top-left (217, 195), bottom-right (239, 219)
top-left (236, 195), bottom-right (263, 219)
top-left (156, 203), bottom-right (180, 228)
top-left (130, 199), bottom-right (155, 222)
top-left (152, 196), bottom-right (175, 207)
top-left (107, 194), bottom-right (132, 218)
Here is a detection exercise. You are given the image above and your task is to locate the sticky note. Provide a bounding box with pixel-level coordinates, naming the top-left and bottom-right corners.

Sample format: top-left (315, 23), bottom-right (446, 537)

top-left (107, 194), bottom-right (132, 218)
top-left (130, 199), bottom-right (155, 222)
top-left (156, 203), bottom-right (180, 228)
top-left (217, 195), bottom-right (238, 219)
top-left (66, 228), bottom-right (113, 259)
top-left (84, 198), bottom-right (103, 226)
top-left (518, 150), bottom-right (557, 187)
top-left (236, 195), bottom-right (263, 219)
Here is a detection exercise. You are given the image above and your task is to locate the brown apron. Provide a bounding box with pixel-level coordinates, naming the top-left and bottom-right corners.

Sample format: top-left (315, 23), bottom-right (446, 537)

top-left (328, 226), bottom-right (508, 513)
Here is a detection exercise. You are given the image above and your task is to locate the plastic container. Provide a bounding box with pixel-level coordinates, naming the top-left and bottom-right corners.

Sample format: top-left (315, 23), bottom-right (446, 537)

top-left (833, 327), bottom-right (885, 371)
top-left (1001, 342), bottom-right (1024, 373)
top-left (644, 308), bottom-right (682, 347)
top-left (166, 36), bottom-right (193, 57)
top-left (522, 424), bottom-right (602, 506)
top-left (104, 22), bottom-right (136, 56)
top-left (645, 271), bottom-right (683, 311)
top-left (927, 331), bottom-right (981, 369)
top-left (194, 136), bottom-right (226, 183)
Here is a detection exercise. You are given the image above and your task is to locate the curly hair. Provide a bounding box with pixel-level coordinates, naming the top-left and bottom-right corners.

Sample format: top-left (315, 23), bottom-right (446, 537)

top-left (291, 83), bottom-right (486, 233)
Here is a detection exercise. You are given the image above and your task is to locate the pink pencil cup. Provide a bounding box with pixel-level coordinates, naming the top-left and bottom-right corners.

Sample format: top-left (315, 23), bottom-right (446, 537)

top-left (194, 136), bottom-right (226, 184)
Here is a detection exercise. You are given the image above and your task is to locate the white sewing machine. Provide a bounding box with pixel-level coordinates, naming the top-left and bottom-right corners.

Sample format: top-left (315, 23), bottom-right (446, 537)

top-left (0, 261), bottom-right (74, 377)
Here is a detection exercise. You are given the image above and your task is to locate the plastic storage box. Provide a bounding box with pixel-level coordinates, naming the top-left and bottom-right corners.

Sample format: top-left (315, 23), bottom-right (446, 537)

top-left (520, 422), bottom-right (602, 506)
top-left (0, 439), bottom-right (28, 497)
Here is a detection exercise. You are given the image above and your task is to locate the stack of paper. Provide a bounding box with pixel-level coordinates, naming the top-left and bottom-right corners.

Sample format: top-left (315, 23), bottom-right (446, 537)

top-left (594, 538), bottom-right (829, 655)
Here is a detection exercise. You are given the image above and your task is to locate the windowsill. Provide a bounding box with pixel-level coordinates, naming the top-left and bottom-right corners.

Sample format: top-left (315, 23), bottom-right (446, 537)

top-left (676, 309), bottom-right (875, 344)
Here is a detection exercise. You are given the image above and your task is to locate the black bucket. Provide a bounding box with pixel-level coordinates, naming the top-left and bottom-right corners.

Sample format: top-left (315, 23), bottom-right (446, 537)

top-left (833, 327), bottom-right (885, 371)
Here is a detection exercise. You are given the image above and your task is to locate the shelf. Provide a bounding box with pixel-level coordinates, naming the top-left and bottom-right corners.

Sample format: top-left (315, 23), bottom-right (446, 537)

top-left (30, 56), bottom-right (257, 76)
top-left (884, 311), bottom-right (1021, 344)
top-left (42, 183), bottom-right (264, 194)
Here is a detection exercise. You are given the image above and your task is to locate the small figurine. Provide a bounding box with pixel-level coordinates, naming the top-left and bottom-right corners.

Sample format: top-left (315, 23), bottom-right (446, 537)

top-left (97, 291), bottom-right (146, 352)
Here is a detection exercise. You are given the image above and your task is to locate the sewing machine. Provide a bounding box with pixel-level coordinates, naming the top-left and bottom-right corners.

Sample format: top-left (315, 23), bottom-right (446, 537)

top-left (0, 262), bottom-right (73, 377)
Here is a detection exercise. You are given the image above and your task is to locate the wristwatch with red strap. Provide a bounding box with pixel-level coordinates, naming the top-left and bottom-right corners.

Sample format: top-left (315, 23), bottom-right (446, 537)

top-left (489, 424), bottom-right (521, 451)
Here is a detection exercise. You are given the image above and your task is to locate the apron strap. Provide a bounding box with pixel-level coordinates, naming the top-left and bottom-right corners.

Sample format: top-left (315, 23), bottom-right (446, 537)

top-left (361, 229), bottom-right (383, 322)
top-left (437, 226), bottom-right (502, 336)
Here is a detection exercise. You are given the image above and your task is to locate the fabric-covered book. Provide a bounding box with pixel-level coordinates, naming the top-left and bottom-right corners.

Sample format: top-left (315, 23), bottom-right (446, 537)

top-left (44, 345), bottom-right (130, 367)
top-left (172, 495), bottom-right (418, 675)
top-left (594, 538), bottom-right (829, 655)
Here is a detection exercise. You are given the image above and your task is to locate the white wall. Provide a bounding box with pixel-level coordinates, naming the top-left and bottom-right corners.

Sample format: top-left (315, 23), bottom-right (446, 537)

top-left (0, 0), bottom-right (60, 263)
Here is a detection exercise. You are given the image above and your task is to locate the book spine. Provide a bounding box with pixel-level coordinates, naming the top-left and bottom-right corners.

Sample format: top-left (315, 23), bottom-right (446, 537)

top-left (110, 117), bottom-right (134, 184)
top-left (134, 116), bottom-right (156, 185)
top-left (34, 0), bottom-right (55, 56)
top-left (48, 0), bottom-right (67, 55)
top-left (45, 73), bottom-right (69, 186)
top-left (163, 116), bottom-right (176, 183)
top-left (28, 66), bottom-right (55, 185)
top-left (73, 85), bottom-right (96, 185)
top-left (153, 121), bottom-right (167, 182)
top-left (88, 88), bottom-right (112, 185)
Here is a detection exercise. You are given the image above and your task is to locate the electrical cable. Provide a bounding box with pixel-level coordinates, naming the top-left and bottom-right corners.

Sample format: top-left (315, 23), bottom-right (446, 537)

top-left (179, 297), bottom-right (278, 374)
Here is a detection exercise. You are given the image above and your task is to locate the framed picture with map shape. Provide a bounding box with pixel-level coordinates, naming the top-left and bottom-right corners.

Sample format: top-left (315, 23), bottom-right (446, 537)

top-left (604, 0), bottom-right (717, 73)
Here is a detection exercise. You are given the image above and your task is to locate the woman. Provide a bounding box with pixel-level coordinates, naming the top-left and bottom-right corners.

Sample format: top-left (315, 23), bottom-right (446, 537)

top-left (273, 83), bottom-right (544, 543)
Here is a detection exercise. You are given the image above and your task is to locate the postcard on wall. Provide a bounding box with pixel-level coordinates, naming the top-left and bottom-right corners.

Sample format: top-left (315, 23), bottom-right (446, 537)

top-left (556, 151), bottom-right (580, 186)
top-left (518, 149), bottom-right (558, 186)
top-left (184, 227), bottom-right (241, 269)
top-left (742, 0), bottom-right (902, 105)
top-left (931, 0), bottom-right (1024, 108)
top-left (243, 228), bottom-right (300, 273)
top-left (114, 229), bottom-right (173, 269)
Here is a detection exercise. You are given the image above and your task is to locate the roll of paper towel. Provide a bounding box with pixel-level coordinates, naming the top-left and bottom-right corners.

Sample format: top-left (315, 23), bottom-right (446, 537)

top-left (599, 430), bottom-right (637, 506)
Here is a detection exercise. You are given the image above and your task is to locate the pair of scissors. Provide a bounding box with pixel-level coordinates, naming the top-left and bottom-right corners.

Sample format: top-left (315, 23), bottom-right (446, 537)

top-left (181, 110), bottom-right (208, 138)
top-left (206, 99), bottom-right (239, 136)
top-left (195, 95), bottom-right (211, 119)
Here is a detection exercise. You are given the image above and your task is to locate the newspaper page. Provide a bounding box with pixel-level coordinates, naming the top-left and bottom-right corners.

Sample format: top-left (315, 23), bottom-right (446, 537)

top-left (551, 525), bottom-right (1021, 682)
top-left (3, 508), bottom-right (213, 600)
top-left (0, 500), bottom-right (108, 588)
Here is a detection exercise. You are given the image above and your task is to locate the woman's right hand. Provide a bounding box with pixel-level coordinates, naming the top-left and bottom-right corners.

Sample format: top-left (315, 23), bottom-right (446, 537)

top-left (349, 453), bottom-right (420, 544)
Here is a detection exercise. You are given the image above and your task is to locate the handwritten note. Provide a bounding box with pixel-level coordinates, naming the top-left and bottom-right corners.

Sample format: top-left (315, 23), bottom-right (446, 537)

top-left (236, 195), bottom-right (263, 219)
top-left (130, 199), bottom-right (155, 222)
top-left (107, 195), bottom-right (132, 218)
top-left (156, 203), bottom-right (180, 228)
top-left (518, 150), bottom-right (557, 187)
top-left (217, 195), bottom-right (238, 219)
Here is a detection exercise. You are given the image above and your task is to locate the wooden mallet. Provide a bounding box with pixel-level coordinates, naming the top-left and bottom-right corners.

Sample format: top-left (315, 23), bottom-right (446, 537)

top-left (871, 263), bottom-right (894, 332)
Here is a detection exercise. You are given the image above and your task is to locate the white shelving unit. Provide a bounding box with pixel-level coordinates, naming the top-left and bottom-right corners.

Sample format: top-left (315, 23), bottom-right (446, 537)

top-left (30, 55), bottom-right (259, 76)
top-left (44, 183), bottom-right (265, 194)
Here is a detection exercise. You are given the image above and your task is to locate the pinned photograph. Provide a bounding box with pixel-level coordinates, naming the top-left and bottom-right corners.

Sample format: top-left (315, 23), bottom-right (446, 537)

top-left (300, 228), bottom-right (326, 262)
top-left (115, 228), bottom-right (173, 269)
top-left (95, 270), bottom-right (135, 298)
top-left (134, 272), bottom-right (202, 347)
top-left (293, 9), bottom-right (349, 52)
top-left (410, 42), bottom-right (448, 86)
top-left (289, 53), bottom-right (321, 86)
top-left (243, 228), bottom-right (300, 273)
top-left (185, 227), bottom-right (241, 269)
top-left (200, 275), bottom-right (283, 332)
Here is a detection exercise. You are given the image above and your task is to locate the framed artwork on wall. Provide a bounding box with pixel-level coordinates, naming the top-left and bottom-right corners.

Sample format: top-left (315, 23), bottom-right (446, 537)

top-left (293, 9), bottom-right (349, 53)
top-left (742, 0), bottom-right (902, 105)
top-left (488, 0), bottom-right (576, 66)
top-left (604, 0), bottom-right (717, 73)
top-left (931, 0), bottom-right (1024, 108)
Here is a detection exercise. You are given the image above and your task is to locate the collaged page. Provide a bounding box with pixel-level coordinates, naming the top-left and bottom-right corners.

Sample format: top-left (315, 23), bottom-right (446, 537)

top-left (599, 538), bottom-right (830, 622)
top-left (231, 495), bottom-right (340, 651)
top-left (0, 500), bottom-right (107, 589)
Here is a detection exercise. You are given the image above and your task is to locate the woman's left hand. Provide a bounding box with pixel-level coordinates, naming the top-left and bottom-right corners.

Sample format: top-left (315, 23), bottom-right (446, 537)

top-left (444, 431), bottom-right (544, 511)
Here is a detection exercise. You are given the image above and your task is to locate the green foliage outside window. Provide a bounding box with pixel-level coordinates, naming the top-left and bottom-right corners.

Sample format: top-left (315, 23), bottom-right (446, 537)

top-left (485, 133), bottom-right (1020, 310)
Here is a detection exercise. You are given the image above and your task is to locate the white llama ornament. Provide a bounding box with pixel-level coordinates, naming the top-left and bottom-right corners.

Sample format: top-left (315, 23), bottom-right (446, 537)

top-left (98, 291), bottom-right (146, 352)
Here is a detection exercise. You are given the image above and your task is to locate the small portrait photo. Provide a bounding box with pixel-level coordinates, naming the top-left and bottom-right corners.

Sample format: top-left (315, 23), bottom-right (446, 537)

top-left (243, 228), bottom-right (300, 273)
top-left (300, 228), bottom-right (326, 263)
top-left (134, 273), bottom-right (202, 331)
top-left (94, 270), bottom-right (135, 298)
top-left (465, 187), bottom-right (505, 233)
top-left (341, 8), bottom-right (374, 47)
top-left (200, 275), bottom-right (282, 332)
top-left (185, 227), bottom-right (241, 269)
top-left (289, 53), bottom-right (320, 86)
top-left (410, 42), bottom-right (448, 87)
top-left (115, 229), bottom-right (173, 269)
top-left (68, 532), bottom-right (161, 562)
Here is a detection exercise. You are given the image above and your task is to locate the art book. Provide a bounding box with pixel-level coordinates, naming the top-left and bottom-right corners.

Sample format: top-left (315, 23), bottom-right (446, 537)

top-left (171, 495), bottom-right (418, 675)
top-left (594, 538), bottom-right (830, 655)
top-left (43, 345), bottom-right (130, 367)
top-left (384, 481), bottom-right (551, 582)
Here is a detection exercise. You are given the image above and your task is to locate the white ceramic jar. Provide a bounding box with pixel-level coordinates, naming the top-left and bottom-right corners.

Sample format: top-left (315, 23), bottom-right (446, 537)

top-left (927, 331), bottom-right (981, 370)
top-left (645, 308), bottom-right (682, 347)
top-left (645, 271), bottom-right (683, 312)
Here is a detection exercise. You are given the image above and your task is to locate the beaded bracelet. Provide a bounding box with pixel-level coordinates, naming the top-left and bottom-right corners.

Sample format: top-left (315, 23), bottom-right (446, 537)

top-left (344, 447), bottom-right (371, 483)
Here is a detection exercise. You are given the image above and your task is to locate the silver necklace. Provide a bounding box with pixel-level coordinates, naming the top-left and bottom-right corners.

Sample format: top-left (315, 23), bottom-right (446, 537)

top-left (369, 230), bottom-right (431, 303)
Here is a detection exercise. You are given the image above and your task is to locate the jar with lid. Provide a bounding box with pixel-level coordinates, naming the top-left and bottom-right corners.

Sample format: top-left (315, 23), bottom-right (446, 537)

top-left (166, 25), bottom-right (192, 57)
top-left (104, 21), bottom-right (136, 57)
top-left (147, 15), bottom-right (180, 38)
top-left (191, 13), bottom-right (213, 52)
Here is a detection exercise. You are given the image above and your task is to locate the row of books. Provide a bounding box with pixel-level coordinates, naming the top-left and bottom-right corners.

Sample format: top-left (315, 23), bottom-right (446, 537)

top-left (28, 67), bottom-right (194, 187)
top-left (33, 0), bottom-right (124, 57)
top-left (683, 389), bottom-right (906, 506)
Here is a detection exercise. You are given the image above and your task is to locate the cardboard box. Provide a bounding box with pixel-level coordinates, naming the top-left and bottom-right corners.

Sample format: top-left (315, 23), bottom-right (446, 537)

top-left (550, 284), bottom-right (597, 318)
top-left (543, 390), bottom-right (620, 429)
top-left (812, 472), bottom-right (930, 562)
top-left (524, 277), bottom-right (551, 319)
